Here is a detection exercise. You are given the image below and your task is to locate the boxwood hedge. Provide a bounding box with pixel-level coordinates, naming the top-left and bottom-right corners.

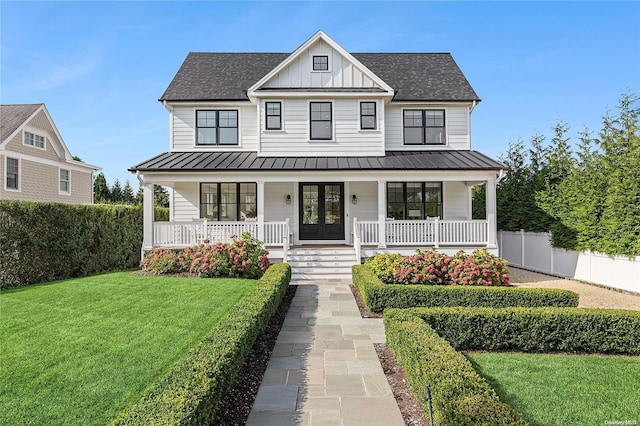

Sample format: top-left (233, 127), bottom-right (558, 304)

top-left (112, 262), bottom-right (291, 425)
top-left (412, 306), bottom-right (640, 354)
top-left (353, 264), bottom-right (579, 312)
top-left (384, 309), bottom-right (527, 426)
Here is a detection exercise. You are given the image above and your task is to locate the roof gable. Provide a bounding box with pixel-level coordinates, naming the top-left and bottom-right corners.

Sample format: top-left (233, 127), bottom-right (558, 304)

top-left (247, 30), bottom-right (394, 97)
top-left (0, 104), bottom-right (42, 143)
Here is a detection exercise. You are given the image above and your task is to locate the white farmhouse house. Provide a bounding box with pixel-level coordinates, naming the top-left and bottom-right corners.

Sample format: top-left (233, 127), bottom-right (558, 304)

top-left (130, 31), bottom-right (506, 278)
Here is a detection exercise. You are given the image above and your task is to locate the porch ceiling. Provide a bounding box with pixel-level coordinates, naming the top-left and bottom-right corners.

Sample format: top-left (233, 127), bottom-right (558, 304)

top-left (129, 150), bottom-right (506, 173)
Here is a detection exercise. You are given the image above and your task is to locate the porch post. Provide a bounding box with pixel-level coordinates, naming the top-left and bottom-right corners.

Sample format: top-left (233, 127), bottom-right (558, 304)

top-left (485, 177), bottom-right (498, 249)
top-left (256, 181), bottom-right (265, 242)
top-left (377, 180), bottom-right (387, 248)
top-left (142, 182), bottom-right (155, 252)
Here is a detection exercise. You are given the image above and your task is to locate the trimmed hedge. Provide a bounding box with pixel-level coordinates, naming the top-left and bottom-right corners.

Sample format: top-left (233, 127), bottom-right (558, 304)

top-left (385, 309), bottom-right (527, 425)
top-left (0, 201), bottom-right (148, 288)
top-left (412, 306), bottom-right (640, 354)
top-left (112, 263), bottom-right (291, 425)
top-left (353, 265), bottom-right (579, 312)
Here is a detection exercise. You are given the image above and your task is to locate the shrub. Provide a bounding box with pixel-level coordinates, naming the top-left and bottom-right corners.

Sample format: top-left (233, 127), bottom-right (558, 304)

top-left (140, 249), bottom-right (182, 275)
top-left (113, 263), bottom-right (291, 425)
top-left (413, 306), bottom-right (640, 354)
top-left (353, 265), bottom-right (579, 313)
top-left (1, 201), bottom-right (143, 288)
top-left (149, 233), bottom-right (271, 279)
top-left (366, 248), bottom-right (509, 286)
top-left (385, 309), bottom-right (527, 425)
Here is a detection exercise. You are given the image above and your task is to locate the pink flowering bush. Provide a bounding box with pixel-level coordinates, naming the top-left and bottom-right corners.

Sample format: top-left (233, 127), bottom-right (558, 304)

top-left (141, 232), bottom-right (270, 279)
top-left (367, 248), bottom-right (509, 286)
top-left (140, 249), bottom-right (182, 275)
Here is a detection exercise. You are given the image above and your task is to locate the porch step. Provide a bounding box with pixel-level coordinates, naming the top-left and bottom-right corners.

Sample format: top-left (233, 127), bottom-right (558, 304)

top-left (287, 246), bottom-right (357, 280)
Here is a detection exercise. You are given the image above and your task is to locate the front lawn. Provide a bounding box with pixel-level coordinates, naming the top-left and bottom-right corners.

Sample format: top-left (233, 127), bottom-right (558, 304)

top-left (466, 352), bottom-right (640, 425)
top-left (0, 272), bottom-right (254, 425)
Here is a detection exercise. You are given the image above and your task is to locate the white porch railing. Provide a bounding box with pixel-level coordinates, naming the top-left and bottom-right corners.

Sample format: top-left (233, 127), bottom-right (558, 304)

top-left (357, 219), bottom-right (488, 247)
top-left (152, 220), bottom-right (289, 247)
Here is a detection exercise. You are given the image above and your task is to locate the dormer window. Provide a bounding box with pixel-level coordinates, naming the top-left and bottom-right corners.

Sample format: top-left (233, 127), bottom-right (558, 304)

top-left (312, 55), bottom-right (329, 71)
top-left (24, 131), bottom-right (45, 149)
top-left (196, 110), bottom-right (238, 145)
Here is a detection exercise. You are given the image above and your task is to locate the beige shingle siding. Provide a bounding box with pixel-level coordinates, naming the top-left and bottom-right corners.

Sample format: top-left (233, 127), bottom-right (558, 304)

top-left (0, 155), bottom-right (93, 204)
top-left (5, 127), bottom-right (60, 162)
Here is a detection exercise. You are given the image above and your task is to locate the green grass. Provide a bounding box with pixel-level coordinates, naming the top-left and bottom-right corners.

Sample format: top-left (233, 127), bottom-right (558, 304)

top-left (0, 272), bottom-right (254, 425)
top-left (466, 352), bottom-right (640, 426)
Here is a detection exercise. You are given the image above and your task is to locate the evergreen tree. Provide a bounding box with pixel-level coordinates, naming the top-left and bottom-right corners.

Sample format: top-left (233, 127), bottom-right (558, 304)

top-left (111, 179), bottom-right (123, 204)
top-left (154, 185), bottom-right (170, 208)
top-left (93, 172), bottom-right (111, 203)
top-left (122, 180), bottom-right (135, 204)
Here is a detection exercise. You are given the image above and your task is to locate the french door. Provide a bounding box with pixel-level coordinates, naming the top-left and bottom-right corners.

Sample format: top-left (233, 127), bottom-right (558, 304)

top-left (299, 183), bottom-right (344, 240)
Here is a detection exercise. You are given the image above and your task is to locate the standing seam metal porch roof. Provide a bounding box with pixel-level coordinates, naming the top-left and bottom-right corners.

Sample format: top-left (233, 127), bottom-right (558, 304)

top-left (129, 151), bottom-right (506, 173)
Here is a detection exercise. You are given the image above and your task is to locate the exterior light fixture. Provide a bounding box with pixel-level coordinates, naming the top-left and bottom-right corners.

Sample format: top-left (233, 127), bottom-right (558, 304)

top-left (352, 194), bottom-right (357, 205)
top-left (285, 194), bottom-right (292, 205)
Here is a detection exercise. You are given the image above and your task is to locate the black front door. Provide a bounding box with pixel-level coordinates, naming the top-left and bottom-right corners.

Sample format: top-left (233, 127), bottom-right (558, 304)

top-left (299, 183), bottom-right (344, 240)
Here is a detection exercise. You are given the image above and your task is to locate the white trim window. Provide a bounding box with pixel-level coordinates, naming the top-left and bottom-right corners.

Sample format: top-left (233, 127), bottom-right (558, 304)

top-left (265, 101), bottom-right (282, 130)
top-left (403, 109), bottom-right (446, 145)
top-left (196, 110), bottom-right (239, 145)
top-left (59, 168), bottom-right (70, 194)
top-left (24, 131), bottom-right (45, 149)
top-left (309, 101), bottom-right (332, 140)
top-left (360, 101), bottom-right (377, 130)
top-left (5, 157), bottom-right (20, 191)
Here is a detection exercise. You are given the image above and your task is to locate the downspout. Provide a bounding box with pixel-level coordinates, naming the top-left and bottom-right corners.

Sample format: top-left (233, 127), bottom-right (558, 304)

top-left (469, 100), bottom-right (477, 113)
top-left (136, 170), bottom-right (144, 186)
top-left (496, 169), bottom-right (507, 184)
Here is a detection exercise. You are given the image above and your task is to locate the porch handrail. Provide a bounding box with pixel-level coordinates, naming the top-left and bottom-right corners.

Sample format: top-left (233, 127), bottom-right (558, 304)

top-left (282, 218), bottom-right (290, 263)
top-left (353, 217), bottom-right (361, 264)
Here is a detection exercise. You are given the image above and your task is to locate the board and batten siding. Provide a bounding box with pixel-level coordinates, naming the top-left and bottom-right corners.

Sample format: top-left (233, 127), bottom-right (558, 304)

top-left (263, 39), bottom-right (379, 89)
top-left (385, 104), bottom-right (470, 151)
top-left (259, 99), bottom-right (384, 156)
top-left (171, 105), bottom-right (258, 151)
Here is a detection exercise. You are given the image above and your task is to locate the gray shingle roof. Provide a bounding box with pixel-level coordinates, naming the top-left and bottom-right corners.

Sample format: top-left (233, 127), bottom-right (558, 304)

top-left (130, 150), bottom-right (504, 173)
top-left (159, 53), bottom-right (480, 102)
top-left (0, 104), bottom-right (42, 142)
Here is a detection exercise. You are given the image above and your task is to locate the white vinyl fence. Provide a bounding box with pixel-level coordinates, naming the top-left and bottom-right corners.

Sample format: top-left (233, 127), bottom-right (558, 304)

top-left (499, 230), bottom-right (640, 294)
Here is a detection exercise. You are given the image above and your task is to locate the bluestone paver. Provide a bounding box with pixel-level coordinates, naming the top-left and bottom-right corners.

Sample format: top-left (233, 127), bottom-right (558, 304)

top-left (246, 280), bottom-right (404, 426)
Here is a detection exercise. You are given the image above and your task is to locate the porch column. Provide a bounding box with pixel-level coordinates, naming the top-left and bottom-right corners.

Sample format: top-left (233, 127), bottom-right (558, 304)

top-left (377, 180), bottom-right (387, 248)
top-left (142, 182), bottom-right (155, 252)
top-left (256, 181), bottom-right (265, 241)
top-left (485, 177), bottom-right (498, 249)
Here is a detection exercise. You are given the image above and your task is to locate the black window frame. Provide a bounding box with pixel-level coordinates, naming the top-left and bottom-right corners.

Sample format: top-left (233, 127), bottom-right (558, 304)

top-left (360, 101), bottom-right (377, 130)
top-left (403, 109), bottom-right (446, 145)
top-left (196, 109), bottom-right (239, 146)
top-left (312, 55), bottom-right (329, 71)
top-left (265, 101), bottom-right (282, 130)
top-left (386, 182), bottom-right (443, 220)
top-left (309, 102), bottom-right (333, 140)
top-left (6, 157), bottom-right (19, 190)
top-left (199, 182), bottom-right (257, 221)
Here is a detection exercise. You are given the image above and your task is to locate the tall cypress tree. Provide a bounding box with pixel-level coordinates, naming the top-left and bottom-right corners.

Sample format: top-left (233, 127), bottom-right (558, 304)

top-left (93, 172), bottom-right (111, 203)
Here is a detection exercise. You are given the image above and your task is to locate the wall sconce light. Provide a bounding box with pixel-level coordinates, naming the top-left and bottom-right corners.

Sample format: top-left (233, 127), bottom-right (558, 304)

top-left (351, 194), bottom-right (358, 205)
top-left (285, 194), bottom-right (291, 205)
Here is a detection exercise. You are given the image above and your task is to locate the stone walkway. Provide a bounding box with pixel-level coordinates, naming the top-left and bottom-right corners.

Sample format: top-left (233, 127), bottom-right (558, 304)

top-left (246, 280), bottom-right (404, 426)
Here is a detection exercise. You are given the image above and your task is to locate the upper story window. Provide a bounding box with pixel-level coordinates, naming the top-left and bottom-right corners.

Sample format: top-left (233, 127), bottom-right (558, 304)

top-left (360, 102), bottom-right (377, 130)
top-left (310, 102), bottom-right (332, 140)
top-left (403, 109), bottom-right (445, 145)
top-left (59, 169), bottom-right (70, 194)
top-left (196, 110), bottom-right (238, 145)
top-left (5, 157), bottom-right (19, 191)
top-left (24, 131), bottom-right (45, 149)
top-left (387, 182), bottom-right (443, 220)
top-left (312, 55), bottom-right (329, 71)
top-left (265, 102), bottom-right (282, 130)
top-left (200, 182), bottom-right (257, 221)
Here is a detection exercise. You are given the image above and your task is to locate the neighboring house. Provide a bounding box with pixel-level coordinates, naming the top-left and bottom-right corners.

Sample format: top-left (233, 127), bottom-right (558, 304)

top-left (130, 31), bottom-right (506, 276)
top-left (0, 104), bottom-right (100, 204)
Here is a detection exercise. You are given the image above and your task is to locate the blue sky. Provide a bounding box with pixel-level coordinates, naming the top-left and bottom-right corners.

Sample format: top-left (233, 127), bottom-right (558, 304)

top-left (2, 1), bottom-right (638, 187)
